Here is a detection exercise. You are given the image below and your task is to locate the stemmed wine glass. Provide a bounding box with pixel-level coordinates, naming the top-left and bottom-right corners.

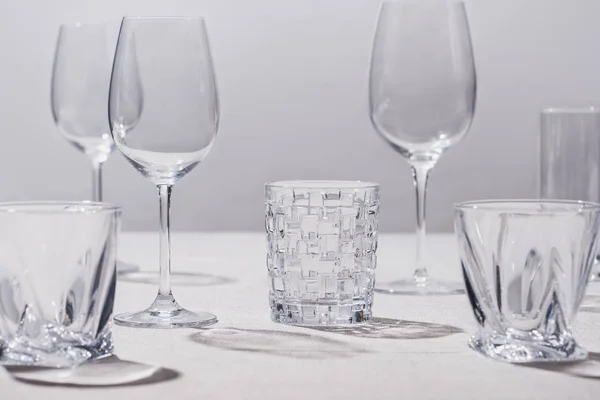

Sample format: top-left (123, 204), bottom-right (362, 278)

top-left (369, 1), bottom-right (476, 295)
top-left (109, 16), bottom-right (219, 328)
top-left (51, 23), bottom-right (138, 274)
top-left (51, 23), bottom-right (113, 200)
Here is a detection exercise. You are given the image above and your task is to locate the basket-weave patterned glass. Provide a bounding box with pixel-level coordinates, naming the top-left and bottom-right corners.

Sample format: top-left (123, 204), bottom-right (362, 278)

top-left (265, 181), bottom-right (380, 325)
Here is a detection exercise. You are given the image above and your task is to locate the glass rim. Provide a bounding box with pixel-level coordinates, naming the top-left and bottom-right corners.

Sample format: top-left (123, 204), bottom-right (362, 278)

top-left (121, 16), bottom-right (205, 21)
top-left (58, 22), bottom-right (110, 29)
top-left (542, 106), bottom-right (600, 115)
top-left (266, 180), bottom-right (379, 190)
top-left (0, 201), bottom-right (121, 214)
top-left (380, 0), bottom-right (466, 7)
top-left (454, 199), bottom-right (600, 213)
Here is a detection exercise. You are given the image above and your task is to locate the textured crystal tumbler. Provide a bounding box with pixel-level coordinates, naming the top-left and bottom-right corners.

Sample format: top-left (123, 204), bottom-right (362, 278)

top-left (455, 200), bottom-right (600, 363)
top-left (265, 181), bottom-right (380, 325)
top-left (0, 202), bottom-right (121, 367)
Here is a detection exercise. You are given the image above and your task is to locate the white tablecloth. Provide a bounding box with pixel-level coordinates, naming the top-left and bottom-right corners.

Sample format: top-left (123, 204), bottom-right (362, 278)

top-left (2, 232), bottom-right (600, 399)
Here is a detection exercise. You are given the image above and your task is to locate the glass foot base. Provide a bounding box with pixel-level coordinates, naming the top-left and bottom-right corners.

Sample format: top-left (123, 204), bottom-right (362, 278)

top-left (114, 309), bottom-right (217, 329)
top-left (114, 295), bottom-right (217, 329)
top-left (375, 277), bottom-right (464, 295)
top-left (469, 332), bottom-right (587, 363)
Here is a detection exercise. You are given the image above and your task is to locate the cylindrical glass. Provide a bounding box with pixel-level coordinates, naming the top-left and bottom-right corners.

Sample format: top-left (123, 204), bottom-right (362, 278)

top-left (265, 181), bottom-right (380, 325)
top-left (455, 200), bottom-right (600, 363)
top-left (540, 107), bottom-right (600, 280)
top-left (0, 202), bottom-right (121, 367)
top-left (540, 107), bottom-right (600, 201)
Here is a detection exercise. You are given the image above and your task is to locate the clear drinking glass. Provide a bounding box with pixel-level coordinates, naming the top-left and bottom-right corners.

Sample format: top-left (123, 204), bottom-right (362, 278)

top-left (109, 17), bottom-right (219, 328)
top-left (51, 23), bottom-right (115, 202)
top-left (539, 107), bottom-right (600, 280)
top-left (0, 202), bottom-right (120, 367)
top-left (265, 181), bottom-right (380, 325)
top-left (51, 23), bottom-right (136, 275)
top-left (455, 200), bottom-right (600, 363)
top-left (369, 1), bottom-right (476, 295)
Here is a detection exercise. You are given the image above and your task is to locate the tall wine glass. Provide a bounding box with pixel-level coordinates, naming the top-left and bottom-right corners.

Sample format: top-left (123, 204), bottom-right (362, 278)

top-left (109, 17), bottom-right (219, 328)
top-left (369, 1), bottom-right (476, 295)
top-left (51, 23), bottom-right (114, 201)
top-left (51, 23), bottom-right (138, 274)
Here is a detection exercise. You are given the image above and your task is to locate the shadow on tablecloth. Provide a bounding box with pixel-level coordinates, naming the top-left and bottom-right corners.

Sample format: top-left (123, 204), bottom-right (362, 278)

top-left (190, 328), bottom-right (369, 359)
top-left (5, 355), bottom-right (180, 387)
top-left (301, 317), bottom-right (464, 339)
top-left (118, 271), bottom-right (237, 287)
top-left (519, 352), bottom-right (600, 380)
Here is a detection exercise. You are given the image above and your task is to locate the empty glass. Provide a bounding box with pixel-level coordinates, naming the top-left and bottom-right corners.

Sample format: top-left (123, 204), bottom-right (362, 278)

top-left (455, 200), bottom-right (600, 363)
top-left (266, 181), bottom-right (380, 325)
top-left (0, 202), bottom-right (120, 367)
top-left (539, 107), bottom-right (600, 280)
top-left (51, 23), bottom-right (115, 202)
top-left (51, 23), bottom-right (136, 275)
top-left (109, 17), bottom-right (218, 328)
top-left (369, 1), bottom-right (476, 295)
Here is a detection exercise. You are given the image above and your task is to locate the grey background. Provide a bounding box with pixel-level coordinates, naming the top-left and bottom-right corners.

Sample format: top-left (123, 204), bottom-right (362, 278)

top-left (1, 0), bottom-right (599, 232)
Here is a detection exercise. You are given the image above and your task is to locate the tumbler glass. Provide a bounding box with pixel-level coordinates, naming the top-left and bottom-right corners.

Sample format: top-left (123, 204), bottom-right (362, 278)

top-left (455, 200), bottom-right (600, 363)
top-left (266, 181), bottom-right (380, 325)
top-left (0, 202), bottom-right (121, 367)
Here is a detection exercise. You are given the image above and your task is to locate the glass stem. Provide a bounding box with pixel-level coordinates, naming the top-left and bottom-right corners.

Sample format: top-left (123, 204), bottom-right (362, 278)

top-left (411, 164), bottom-right (431, 284)
top-left (158, 184), bottom-right (173, 298)
top-left (91, 160), bottom-right (103, 202)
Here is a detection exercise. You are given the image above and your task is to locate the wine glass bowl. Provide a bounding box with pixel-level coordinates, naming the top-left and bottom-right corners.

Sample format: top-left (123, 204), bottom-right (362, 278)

top-left (370, 1), bottom-right (475, 161)
top-left (109, 17), bottom-right (218, 185)
top-left (109, 16), bottom-right (219, 328)
top-left (369, 1), bottom-right (476, 294)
